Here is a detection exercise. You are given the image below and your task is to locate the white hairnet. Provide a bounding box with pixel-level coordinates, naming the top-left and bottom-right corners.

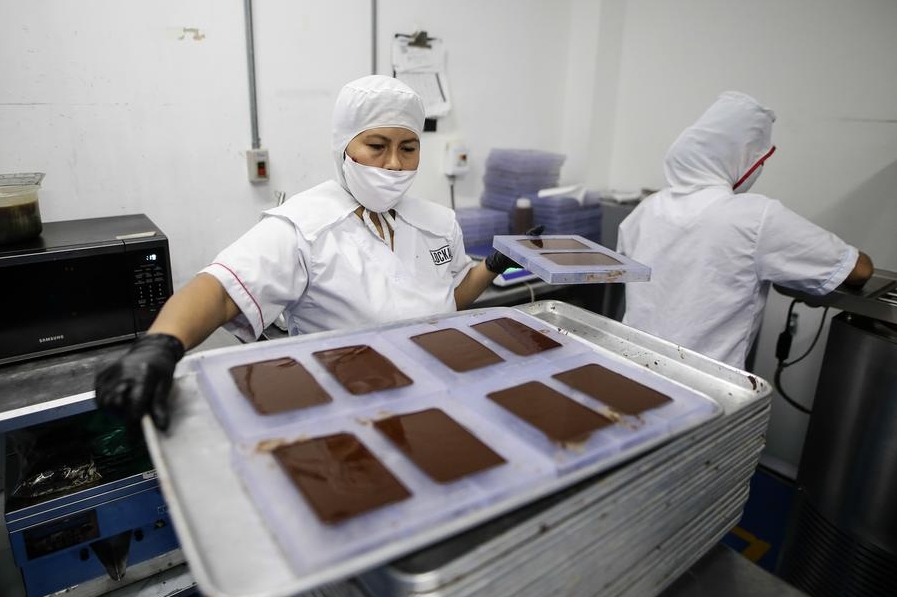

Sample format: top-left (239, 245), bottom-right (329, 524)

top-left (663, 91), bottom-right (776, 194)
top-left (332, 75), bottom-right (426, 189)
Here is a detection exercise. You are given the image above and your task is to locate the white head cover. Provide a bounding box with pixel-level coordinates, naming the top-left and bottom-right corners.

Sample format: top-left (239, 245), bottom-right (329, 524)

top-left (331, 75), bottom-right (426, 190)
top-left (663, 91), bottom-right (776, 195)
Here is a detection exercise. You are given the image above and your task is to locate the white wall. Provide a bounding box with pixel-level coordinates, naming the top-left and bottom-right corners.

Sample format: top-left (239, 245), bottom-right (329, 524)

top-left (1, 0), bottom-right (582, 288)
top-left (1, 0), bottom-right (371, 288)
top-left (603, 0), bottom-right (897, 475)
top-left (375, 0), bottom-right (576, 209)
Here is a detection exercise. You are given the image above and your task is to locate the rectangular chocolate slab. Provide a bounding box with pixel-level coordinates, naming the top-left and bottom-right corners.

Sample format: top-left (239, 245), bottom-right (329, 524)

top-left (229, 357), bottom-right (332, 415)
top-left (553, 363), bottom-right (672, 415)
top-left (272, 433), bottom-right (411, 525)
top-left (470, 317), bottom-right (562, 356)
top-left (542, 252), bottom-right (622, 266)
top-left (313, 345), bottom-right (412, 395)
top-left (374, 408), bottom-right (506, 483)
top-left (410, 328), bottom-right (504, 372)
top-left (516, 238), bottom-right (589, 250)
top-left (487, 381), bottom-right (613, 446)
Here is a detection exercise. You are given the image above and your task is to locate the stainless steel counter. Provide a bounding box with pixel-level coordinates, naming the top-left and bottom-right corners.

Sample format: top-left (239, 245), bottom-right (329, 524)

top-left (0, 329), bottom-right (242, 433)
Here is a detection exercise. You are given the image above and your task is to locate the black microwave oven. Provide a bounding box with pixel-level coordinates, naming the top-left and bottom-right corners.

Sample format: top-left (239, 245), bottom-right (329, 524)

top-left (0, 214), bottom-right (174, 365)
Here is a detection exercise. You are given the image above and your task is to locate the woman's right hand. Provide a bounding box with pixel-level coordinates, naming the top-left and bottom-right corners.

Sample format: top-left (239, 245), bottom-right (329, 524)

top-left (94, 333), bottom-right (185, 431)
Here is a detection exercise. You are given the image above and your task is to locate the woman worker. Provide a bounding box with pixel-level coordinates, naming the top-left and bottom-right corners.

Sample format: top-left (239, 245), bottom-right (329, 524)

top-left (617, 91), bottom-right (873, 370)
top-left (95, 75), bottom-right (518, 430)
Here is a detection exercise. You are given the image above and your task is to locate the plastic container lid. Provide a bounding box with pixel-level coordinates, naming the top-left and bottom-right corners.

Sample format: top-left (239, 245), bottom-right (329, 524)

top-left (0, 172), bottom-right (45, 187)
top-left (515, 197), bottom-right (532, 209)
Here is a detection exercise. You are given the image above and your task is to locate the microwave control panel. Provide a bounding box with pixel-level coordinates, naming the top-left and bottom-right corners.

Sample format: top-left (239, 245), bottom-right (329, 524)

top-left (129, 246), bottom-right (173, 330)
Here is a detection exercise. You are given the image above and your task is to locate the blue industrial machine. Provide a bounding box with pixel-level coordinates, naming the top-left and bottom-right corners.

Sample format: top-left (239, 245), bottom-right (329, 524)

top-left (3, 410), bottom-right (182, 597)
top-left (5, 471), bottom-right (179, 597)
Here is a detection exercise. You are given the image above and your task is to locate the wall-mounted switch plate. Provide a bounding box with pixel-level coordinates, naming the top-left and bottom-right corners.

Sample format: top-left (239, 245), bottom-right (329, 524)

top-left (247, 148), bottom-right (269, 183)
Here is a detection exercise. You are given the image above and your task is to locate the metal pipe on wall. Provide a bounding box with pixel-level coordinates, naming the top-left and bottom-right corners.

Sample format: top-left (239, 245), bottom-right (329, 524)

top-left (244, 0), bottom-right (261, 149)
top-left (243, 0), bottom-right (376, 150)
top-left (371, 0), bottom-right (378, 74)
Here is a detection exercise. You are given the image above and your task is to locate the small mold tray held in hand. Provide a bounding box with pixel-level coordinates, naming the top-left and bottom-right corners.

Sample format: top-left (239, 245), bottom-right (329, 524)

top-left (492, 234), bottom-right (651, 284)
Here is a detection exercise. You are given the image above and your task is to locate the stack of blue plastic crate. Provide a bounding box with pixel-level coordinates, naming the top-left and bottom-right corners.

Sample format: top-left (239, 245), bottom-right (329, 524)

top-left (478, 149), bottom-right (602, 244)
top-left (455, 206), bottom-right (510, 249)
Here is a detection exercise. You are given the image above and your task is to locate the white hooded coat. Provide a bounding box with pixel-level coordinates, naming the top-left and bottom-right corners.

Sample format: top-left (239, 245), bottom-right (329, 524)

top-left (201, 75), bottom-right (474, 340)
top-left (617, 91), bottom-right (857, 368)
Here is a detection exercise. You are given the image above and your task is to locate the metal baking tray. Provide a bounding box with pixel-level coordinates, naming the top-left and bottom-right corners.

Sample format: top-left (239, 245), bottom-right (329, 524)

top-left (143, 301), bottom-right (770, 597)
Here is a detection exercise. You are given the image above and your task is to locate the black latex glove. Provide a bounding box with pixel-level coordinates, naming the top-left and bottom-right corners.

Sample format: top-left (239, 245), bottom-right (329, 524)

top-left (94, 333), bottom-right (185, 431)
top-left (485, 225), bottom-right (545, 274)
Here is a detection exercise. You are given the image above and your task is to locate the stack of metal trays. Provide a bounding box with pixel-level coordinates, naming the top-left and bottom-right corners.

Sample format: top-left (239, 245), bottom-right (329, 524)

top-left (351, 301), bottom-right (771, 597)
top-left (144, 301), bottom-right (769, 597)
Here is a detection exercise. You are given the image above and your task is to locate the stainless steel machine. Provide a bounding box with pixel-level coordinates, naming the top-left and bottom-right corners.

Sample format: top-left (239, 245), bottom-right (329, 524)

top-left (776, 269), bottom-right (897, 596)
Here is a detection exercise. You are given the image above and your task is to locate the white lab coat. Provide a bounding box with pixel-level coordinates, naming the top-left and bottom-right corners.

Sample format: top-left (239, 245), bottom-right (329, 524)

top-left (617, 92), bottom-right (857, 369)
top-left (202, 180), bottom-right (474, 341)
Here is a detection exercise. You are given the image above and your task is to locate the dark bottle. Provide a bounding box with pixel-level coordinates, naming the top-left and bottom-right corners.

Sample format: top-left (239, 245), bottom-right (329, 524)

top-left (512, 197), bottom-right (533, 235)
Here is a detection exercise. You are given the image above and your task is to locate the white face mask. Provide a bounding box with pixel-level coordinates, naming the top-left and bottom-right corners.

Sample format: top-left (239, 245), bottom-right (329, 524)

top-left (734, 164), bottom-right (763, 194)
top-left (342, 154), bottom-right (417, 213)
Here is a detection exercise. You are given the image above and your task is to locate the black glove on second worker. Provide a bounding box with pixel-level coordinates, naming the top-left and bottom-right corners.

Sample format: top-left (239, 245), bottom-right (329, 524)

top-left (94, 333), bottom-right (185, 431)
top-left (485, 225), bottom-right (545, 274)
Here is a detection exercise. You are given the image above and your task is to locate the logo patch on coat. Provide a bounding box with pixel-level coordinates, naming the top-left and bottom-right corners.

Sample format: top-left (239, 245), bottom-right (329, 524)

top-left (429, 245), bottom-right (453, 265)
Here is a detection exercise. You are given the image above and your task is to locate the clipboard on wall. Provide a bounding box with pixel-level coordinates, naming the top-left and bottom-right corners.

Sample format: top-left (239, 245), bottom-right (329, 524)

top-left (392, 31), bottom-right (451, 119)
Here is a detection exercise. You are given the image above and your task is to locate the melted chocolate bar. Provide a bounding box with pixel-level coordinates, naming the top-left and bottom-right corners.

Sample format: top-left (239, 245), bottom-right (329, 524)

top-left (553, 364), bottom-right (672, 415)
top-left (410, 328), bottom-right (504, 372)
top-left (487, 381), bottom-right (612, 445)
top-left (516, 238), bottom-right (589, 250)
top-left (470, 317), bottom-right (561, 356)
top-left (272, 433), bottom-right (411, 525)
top-left (374, 408), bottom-right (506, 483)
top-left (229, 357), bottom-right (332, 415)
top-left (313, 345), bottom-right (412, 395)
top-left (542, 252), bottom-right (622, 266)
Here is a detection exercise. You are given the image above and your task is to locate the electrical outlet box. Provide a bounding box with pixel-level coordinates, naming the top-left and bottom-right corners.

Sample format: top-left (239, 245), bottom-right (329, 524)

top-left (444, 142), bottom-right (470, 177)
top-left (247, 148), bottom-right (269, 183)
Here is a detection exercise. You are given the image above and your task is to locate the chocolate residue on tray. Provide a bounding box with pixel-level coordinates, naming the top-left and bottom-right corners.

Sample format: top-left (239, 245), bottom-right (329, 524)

top-left (312, 345), bottom-right (412, 395)
top-left (410, 328), bottom-right (504, 372)
top-left (542, 252), bottom-right (622, 266)
top-left (486, 381), bottom-right (612, 445)
top-left (516, 238), bottom-right (589, 250)
top-left (470, 317), bottom-right (561, 356)
top-left (272, 433), bottom-right (411, 525)
top-left (374, 408), bottom-right (506, 483)
top-left (229, 357), bottom-right (332, 414)
top-left (552, 364), bottom-right (672, 415)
